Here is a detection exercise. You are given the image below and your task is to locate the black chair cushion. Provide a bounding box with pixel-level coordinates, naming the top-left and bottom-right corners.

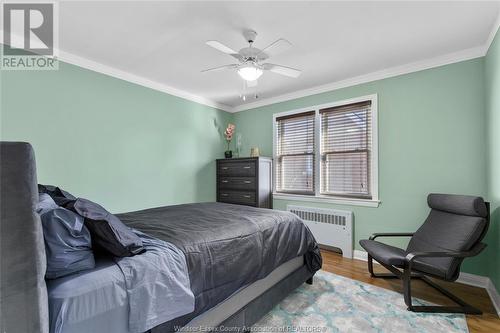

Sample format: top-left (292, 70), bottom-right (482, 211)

top-left (359, 239), bottom-right (406, 266)
top-left (359, 239), bottom-right (455, 279)
top-left (407, 209), bottom-right (487, 280)
top-left (428, 193), bottom-right (487, 218)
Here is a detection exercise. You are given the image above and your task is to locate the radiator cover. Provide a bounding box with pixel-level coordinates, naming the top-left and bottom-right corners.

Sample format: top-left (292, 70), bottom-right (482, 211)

top-left (287, 205), bottom-right (353, 258)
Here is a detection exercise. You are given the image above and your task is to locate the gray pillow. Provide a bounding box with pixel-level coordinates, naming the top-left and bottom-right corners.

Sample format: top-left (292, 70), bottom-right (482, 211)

top-left (40, 207), bottom-right (95, 279)
top-left (36, 193), bottom-right (58, 215)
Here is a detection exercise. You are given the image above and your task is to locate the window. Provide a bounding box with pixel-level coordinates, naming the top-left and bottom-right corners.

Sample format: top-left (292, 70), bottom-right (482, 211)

top-left (273, 95), bottom-right (378, 206)
top-left (320, 101), bottom-right (372, 198)
top-left (275, 111), bottom-right (315, 194)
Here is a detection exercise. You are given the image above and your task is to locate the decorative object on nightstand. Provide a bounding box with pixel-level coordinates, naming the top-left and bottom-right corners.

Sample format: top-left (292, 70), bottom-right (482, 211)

top-left (216, 157), bottom-right (272, 208)
top-left (224, 123), bottom-right (235, 158)
top-left (250, 147), bottom-right (260, 157)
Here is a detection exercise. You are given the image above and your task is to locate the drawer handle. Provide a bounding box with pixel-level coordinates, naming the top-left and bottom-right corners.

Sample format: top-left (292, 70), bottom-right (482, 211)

top-left (222, 167), bottom-right (228, 170)
top-left (221, 193), bottom-right (229, 197)
top-left (243, 181), bottom-right (252, 184)
top-left (221, 180), bottom-right (229, 183)
top-left (242, 195), bottom-right (251, 198)
top-left (242, 166), bottom-right (251, 169)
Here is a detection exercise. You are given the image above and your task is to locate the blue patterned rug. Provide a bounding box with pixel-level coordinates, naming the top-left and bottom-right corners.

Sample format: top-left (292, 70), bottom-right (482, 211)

top-left (254, 270), bottom-right (468, 333)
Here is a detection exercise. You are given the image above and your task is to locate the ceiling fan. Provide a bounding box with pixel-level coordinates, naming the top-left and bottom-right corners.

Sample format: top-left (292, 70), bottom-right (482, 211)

top-left (202, 30), bottom-right (301, 85)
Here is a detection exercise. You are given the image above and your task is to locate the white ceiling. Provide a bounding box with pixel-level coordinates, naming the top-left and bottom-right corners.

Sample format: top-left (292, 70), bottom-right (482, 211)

top-left (58, 1), bottom-right (500, 111)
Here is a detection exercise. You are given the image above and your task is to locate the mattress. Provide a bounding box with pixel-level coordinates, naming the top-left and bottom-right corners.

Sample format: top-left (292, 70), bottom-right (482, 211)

top-left (118, 202), bottom-right (321, 327)
top-left (47, 256), bottom-right (304, 333)
top-left (181, 255), bottom-right (304, 330)
top-left (48, 202), bottom-right (321, 333)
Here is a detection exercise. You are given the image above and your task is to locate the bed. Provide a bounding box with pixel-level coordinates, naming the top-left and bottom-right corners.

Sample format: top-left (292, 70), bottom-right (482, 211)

top-left (0, 142), bottom-right (321, 333)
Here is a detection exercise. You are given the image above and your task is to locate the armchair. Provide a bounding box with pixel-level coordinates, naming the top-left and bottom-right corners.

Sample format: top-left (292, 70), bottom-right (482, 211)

top-left (359, 193), bottom-right (490, 314)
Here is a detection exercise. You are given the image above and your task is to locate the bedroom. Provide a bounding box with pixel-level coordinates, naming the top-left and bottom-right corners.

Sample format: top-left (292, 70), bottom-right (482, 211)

top-left (0, 1), bottom-right (499, 332)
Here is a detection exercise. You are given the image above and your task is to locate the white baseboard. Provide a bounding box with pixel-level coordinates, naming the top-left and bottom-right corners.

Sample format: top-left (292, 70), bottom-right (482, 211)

top-left (351, 249), bottom-right (500, 316)
top-left (353, 249), bottom-right (369, 261)
top-left (485, 279), bottom-right (500, 316)
top-left (456, 272), bottom-right (490, 288)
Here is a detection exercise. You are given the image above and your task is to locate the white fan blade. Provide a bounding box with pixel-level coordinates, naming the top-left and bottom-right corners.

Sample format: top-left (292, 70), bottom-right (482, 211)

top-left (257, 38), bottom-right (292, 59)
top-left (206, 40), bottom-right (243, 61)
top-left (206, 40), bottom-right (237, 54)
top-left (263, 63), bottom-right (301, 78)
top-left (247, 80), bottom-right (258, 88)
top-left (201, 64), bottom-right (238, 73)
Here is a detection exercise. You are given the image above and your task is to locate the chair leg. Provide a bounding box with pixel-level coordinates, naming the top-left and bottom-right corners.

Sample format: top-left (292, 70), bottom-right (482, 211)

top-left (367, 258), bottom-right (482, 314)
top-left (407, 277), bottom-right (482, 315)
top-left (403, 268), bottom-right (414, 310)
top-left (402, 270), bottom-right (481, 314)
top-left (368, 255), bottom-right (375, 277)
top-left (367, 258), bottom-right (407, 279)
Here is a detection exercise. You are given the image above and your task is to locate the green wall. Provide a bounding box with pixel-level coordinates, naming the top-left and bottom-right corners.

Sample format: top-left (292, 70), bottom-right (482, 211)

top-left (233, 59), bottom-right (489, 277)
top-left (0, 61), bottom-right (232, 213)
top-left (0, 39), bottom-right (497, 282)
top-left (485, 28), bottom-right (500, 290)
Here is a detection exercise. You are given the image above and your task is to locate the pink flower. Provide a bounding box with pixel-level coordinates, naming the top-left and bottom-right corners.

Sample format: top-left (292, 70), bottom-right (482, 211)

top-left (224, 123), bottom-right (235, 141)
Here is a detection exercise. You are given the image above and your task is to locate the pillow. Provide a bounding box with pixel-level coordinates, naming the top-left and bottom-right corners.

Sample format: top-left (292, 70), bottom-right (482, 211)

top-left (40, 207), bottom-right (95, 279)
top-left (36, 193), bottom-right (59, 215)
top-left (38, 184), bottom-right (76, 206)
top-left (67, 198), bottom-right (144, 257)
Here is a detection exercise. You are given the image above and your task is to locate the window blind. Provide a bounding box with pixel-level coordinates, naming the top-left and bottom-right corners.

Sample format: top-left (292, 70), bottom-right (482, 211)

top-left (275, 111), bottom-right (315, 194)
top-left (320, 101), bottom-right (372, 198)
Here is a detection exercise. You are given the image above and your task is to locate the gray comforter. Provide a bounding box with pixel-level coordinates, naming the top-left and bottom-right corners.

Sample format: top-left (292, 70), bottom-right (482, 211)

top-left (117, 202), bottom-right (321, 330)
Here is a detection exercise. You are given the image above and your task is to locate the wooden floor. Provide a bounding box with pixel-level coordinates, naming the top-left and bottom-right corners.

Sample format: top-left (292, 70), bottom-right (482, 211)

top-left (320, 249), bottom-right (500, 333)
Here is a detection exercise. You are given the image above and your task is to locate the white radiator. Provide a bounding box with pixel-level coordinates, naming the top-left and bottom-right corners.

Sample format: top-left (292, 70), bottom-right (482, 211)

top-left (287, 205), bottom-right (353, 258)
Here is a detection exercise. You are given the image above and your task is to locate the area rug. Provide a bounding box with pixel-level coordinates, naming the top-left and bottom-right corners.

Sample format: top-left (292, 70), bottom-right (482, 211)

top-left (254, 270), bottom-right (468, 333)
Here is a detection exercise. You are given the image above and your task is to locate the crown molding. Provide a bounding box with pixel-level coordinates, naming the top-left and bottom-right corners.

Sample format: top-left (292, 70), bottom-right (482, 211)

top-left (230, 45), bottom-right (486, 112)
top-left (0, 30), bottom-right (233, 112)
top-left (2, 8), bottom-right (499, 114)
top-left (485, 10), bottom-right (500, 56)
top-left (0, 42), bottom-right (487, 114)
top-left (57, 50), bottom-right (233, 112)
top-left (231, 10), bottom-right (500, 113)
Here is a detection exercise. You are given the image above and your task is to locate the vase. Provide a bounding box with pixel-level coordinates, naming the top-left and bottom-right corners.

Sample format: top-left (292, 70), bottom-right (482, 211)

top-left (224, 150), bottom-right (233, 158)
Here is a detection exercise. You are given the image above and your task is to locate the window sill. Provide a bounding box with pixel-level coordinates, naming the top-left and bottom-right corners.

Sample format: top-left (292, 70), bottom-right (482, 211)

top-left (272, 193), bottom-right (380, 208)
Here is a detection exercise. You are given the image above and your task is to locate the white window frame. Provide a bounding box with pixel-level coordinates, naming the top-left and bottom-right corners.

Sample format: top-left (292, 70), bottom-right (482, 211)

top-left (272, 94), bottom-right (379, 208)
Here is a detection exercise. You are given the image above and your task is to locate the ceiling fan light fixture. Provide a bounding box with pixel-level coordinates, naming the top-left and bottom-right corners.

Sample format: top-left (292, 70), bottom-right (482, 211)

top-left (237, 64), bottom-right (263, 81)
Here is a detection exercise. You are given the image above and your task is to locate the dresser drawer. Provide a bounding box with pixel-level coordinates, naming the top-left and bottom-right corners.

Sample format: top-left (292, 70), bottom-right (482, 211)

top-left (218, 190), bottom-right (256, 206)
top-left (218, 161), bottom-right (256, 177)
top-left (219, 177), bottom-right (256, 190)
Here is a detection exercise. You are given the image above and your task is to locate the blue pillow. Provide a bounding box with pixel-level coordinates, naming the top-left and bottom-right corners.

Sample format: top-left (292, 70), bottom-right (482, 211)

top-left (36, 193), bottom-right (59, 215)
top-left (40, 207), bottom-right (95, 279)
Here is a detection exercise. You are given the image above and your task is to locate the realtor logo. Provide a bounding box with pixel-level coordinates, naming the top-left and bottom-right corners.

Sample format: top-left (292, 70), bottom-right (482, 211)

top-left (1, 2), bottom-right (58, 70)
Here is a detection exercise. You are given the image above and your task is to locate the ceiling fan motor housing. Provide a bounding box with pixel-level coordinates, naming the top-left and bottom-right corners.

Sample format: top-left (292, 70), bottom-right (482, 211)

top-left (239, 47), bottom-right (268, 62)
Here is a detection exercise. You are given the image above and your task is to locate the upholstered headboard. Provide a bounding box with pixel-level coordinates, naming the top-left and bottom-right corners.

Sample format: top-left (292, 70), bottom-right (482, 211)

top-left (0, 142), bottom-right (48, 333)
